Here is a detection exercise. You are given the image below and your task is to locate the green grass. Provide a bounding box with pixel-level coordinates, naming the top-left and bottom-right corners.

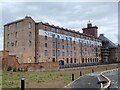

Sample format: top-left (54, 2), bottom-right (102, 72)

top-left (2, 70), bottom-right (80, 88)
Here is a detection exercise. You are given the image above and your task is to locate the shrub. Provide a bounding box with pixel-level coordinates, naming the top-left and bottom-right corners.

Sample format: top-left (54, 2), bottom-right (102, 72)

top-left (7, 66), bottom-right (12, 71)
top-left (13, 68), bottom-right (17, 72)
top-left (18, 68), bottom-right (20, 72)
top-left (24, 68), bottom-right (28, 72)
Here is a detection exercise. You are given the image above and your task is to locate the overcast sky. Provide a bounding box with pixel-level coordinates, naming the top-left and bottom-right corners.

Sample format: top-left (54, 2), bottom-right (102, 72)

top-left (0, 1), bottom-right (119, 50)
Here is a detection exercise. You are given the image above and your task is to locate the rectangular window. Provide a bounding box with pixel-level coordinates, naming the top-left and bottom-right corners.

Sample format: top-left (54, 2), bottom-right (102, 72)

top-left (62, 52), bottom-right (65, 56)
top-left (66, 58), bottom-right (69, 63)
top-left (7, 42), bottom-right (9, 47)
top-left (29, 32), bottom-right (31, 37)
top-left (52, 34), bottom-right (55, 42)
top-left (56, 29), bottom-right (59, 33)
top-left (73, 41), bottom-right (75, 44)
top-left (57, 50), bottom-right (60, 56)
top-left (57, 35), bottom-right (60, 42)
top-left (66, 37), bottom-right (68, 43)
top-left (7, 34), bottom-right (9, 39)
top-left (45, 36), bottom-right (47, 40)
top-left (74, 58), bottom-right (76, 63)
top-left (28, 22), bottom-right (32, 29)
top-left (66, 44), bottom-right (68, 50)
top-left (45, 50), bottom-right (48, 56)
top-left (29, 40), bottom-right (32, 46)
top-left (66, 51), bottom-right (68, 56)
top-left (70, 38), bottom-right (72, 43)
top-left (15, 41), bottom-right (18, 46)
top-left (52, 50), bottom-right (55, 56)
top-left (62, 39), bottom-right (64, 43)
top-left (62, 45), bottom-right (64, 49)
top-left (70, 51), bottom-right (72, 56)
top-left (45, 43), bottom-right (47, 47)
top-left (70, 45), bottom-right (72, 51)
top-left (74, 52), bottom-right (76, 56)
top-left (57, 43), bottom-right (60, 49)
top-left (52, 42), bottom-right (55, 48)
top-left (74, 47), bottom-right (76, 50)
top-left (52, 28), bottom-right (55, 32)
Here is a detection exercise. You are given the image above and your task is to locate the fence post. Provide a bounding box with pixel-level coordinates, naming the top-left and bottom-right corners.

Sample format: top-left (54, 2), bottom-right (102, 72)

top-left (92, 69), bottom-right (94, 73)
top-left (21, 77), bottom-right (25, 90)
top-left (72, 74), bottom-right (74, 81)
top-left (80, 71), bottom-right (82, 76)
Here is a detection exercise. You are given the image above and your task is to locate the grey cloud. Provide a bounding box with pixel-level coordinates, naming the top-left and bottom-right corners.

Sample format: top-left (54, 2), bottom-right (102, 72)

top-left (1, 2), bottom-right (118, 48)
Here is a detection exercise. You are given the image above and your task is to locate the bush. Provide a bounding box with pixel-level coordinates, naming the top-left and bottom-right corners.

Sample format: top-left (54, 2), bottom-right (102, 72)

top-left (18, 68), bottom-right (20, 72)
top-left (13, 68), bottom-right (17, 72)
top-left (24, 68), bottom-right (28, 72)
top-left (7, 66), bottom-right (12, 71)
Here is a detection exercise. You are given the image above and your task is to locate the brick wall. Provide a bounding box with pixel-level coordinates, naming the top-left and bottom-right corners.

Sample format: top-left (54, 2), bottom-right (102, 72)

top-left (0, 51), bottom-right (59, 70)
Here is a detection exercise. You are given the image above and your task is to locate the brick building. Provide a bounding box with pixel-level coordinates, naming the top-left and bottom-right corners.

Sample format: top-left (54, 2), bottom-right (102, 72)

top-left (4, 16), bottom-right (102, 66)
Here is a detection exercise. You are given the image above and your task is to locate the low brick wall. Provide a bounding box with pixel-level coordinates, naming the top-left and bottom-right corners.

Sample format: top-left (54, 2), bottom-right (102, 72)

top-left (0, 51), bottom-right (59, 70)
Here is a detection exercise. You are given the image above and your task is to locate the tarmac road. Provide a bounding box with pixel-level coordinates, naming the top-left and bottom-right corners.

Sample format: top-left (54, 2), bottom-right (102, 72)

top-left (65, 72), bottom-right (101, 89)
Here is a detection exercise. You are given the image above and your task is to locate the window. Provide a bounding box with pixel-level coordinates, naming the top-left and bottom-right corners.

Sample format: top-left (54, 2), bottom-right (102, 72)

top-left (28, 22), bottom-right (32, 29)
top-left (52, 42), bottom-right (55, 48)
top-left (15, 32), bottom-right (18, 38)
top-left (44, 50), bottom-right (48, 56)
top-left (15, 41), bottom-right (18, 46)
top-left (62, 52), bottom-right (65, 56)
top-left (66, 51), bottom-right (68, 56)
top-left (66, 58), bottom-right (69, 63)
top-left (62, 39), bottom-right (64, 43)
top-left (74, 52), bottom-right (76, 56)
top-left (66, 44), bottom-right (68, 50)
top-left (7, 42), bottom-right (9, 47)
top-left (70, 45), bottom-right (72, 51)
top-left (74, 58), bottom-right (76, 63)
top-left (7, 34), bottom-right (9, 39)
top-left (52, 28), bottom-right (55, 32)
top-left (74, 47), bottom-right (76, 50)
top-left (62, 45), bottom-right (64, 49)
top-left (57, 43), bottom-right (60, 49)
top-left (52, 34), bottom-right (55, 42)
top-left (57, 35), bottom-right (60, 43)
top-left (57, 50), bottom-right (60, 56)
top-left (85, 58), bottom-right (87, 63)
top-left (52, 50), bottom-right (55, 56)
top-left (29, 32), bottom-right (32, 37)
top-left (82, 58), bottom-right (84, 63)
top-left (70, 38), bottom-right (72, 43)
top-left (29, 40), bottom-right (32, 46)
top-left (45, 36), bottom-right (47, 40)
top-left (56, 29), bottom-right (59, 33)
top-left (88, 58), bottom-right (89, 62)
top-left (66, 37), bottom-right (68, 43)
top-left (90, 58), bottom-right (92, 62)
top-left (70, 51), bottom-right (72, 56)
top-left (45, 43), bottom-right (47, 47)
top-left (53, 58), bottom-right (55, 62)
top-left (70, 58), bottom-right (73, 63)
top-left (73, 41), bottom-right (75, 44)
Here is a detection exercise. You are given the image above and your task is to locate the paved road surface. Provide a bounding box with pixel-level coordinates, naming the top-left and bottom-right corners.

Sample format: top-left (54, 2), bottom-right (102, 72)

top-left (66, 72), bottom-right (101, 89)
top-left (103, 69), bottom-right (120, 89)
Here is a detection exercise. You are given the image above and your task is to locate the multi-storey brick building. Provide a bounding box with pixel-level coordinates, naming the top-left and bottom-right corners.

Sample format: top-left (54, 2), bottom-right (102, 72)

top-left (4, 16), bottom-right (102, 65)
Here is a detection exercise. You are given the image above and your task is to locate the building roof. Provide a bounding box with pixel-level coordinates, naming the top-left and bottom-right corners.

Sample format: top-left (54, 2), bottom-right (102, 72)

top-left (4, 16), bottom-right (35, 26)
top-left (99, 34), bottom-right (117, 48)
top-left (4, 16), bottom-right (101, 40)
